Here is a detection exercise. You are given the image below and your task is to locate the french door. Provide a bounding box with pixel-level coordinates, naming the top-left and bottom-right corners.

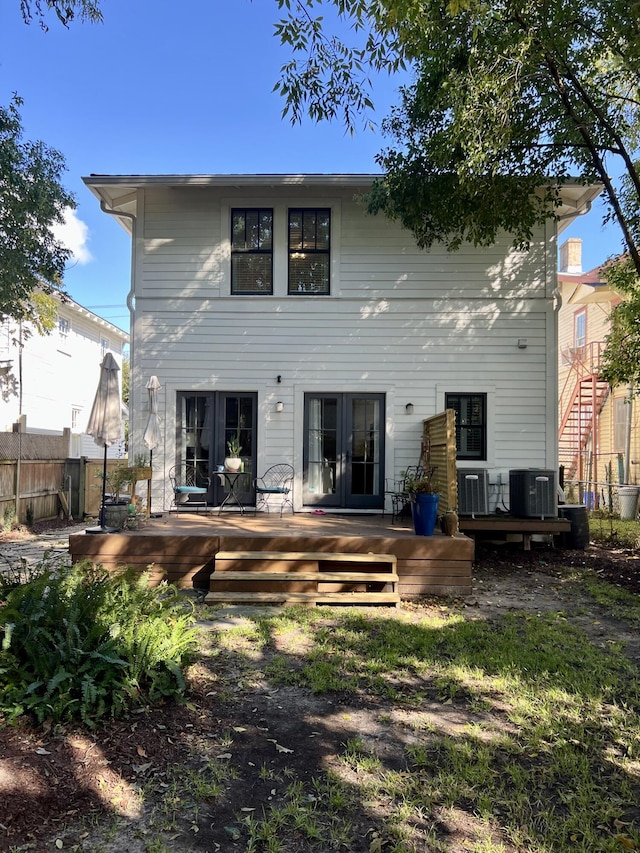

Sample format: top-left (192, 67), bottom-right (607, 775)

top-left (176, 392), bottom-right (257, 506)
top-left (303, 393), bottom-right (384, 509)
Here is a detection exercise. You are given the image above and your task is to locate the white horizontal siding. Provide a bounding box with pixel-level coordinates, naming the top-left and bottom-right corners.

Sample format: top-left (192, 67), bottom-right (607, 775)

top-left (339, 199), bottom-right (547, 300)
top-left (130, 183), bottom-right (557, 509)
top-left (137, 186), bottom-right (548, 302)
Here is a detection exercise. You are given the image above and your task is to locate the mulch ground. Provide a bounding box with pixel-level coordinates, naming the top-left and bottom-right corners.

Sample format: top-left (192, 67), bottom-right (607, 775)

top-left (474, 537), bottom-right (640, 594)
top-left (0, 524), bottom-right (639, 852)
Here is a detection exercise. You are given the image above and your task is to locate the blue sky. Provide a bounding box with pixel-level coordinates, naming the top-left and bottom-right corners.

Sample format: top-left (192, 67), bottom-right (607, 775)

top-left (0, 0), bottom-right (623, 332)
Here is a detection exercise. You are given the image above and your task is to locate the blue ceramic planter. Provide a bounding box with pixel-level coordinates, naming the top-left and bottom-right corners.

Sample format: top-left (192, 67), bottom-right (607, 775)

top-left (412, 493), bottom-right (440, 536)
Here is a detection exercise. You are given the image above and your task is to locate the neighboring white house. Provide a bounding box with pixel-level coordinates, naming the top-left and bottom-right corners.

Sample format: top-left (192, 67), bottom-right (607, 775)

top-left (0, 294), bottom-right (129, 458)
top-left (83, 173), bottom-right (599, 513)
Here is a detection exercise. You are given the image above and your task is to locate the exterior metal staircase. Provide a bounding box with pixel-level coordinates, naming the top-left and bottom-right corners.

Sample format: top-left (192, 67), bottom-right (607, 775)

top-left (558, 342), bottom-right (610, 481)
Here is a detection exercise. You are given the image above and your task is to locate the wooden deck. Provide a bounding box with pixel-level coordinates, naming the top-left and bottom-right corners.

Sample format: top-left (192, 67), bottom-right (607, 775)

top-left (69, 511), bottom-right (474, 599)
top-left (457, 515), bottom-right (571, 550)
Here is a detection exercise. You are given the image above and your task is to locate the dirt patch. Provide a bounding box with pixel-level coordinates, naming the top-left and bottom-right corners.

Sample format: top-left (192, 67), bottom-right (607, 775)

top-left (0, 518), bottom-right (83, 542)
top-left (1, 538), bottom-right (639, 852)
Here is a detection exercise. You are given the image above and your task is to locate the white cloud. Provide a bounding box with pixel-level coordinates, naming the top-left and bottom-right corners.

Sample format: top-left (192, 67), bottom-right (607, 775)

top-left (52, 208), bottom-right (93, 265)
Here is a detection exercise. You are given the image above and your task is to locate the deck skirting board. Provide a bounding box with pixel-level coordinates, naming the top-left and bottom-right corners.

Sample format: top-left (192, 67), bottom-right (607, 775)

top-left (69, 523), bottom-right (474, 598)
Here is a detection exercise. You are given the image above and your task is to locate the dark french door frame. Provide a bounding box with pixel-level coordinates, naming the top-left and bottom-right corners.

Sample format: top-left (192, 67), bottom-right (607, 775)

top-left (302, 392), bottom-right (385, 509)
top-left (175, 391), bottom-right (257, 506)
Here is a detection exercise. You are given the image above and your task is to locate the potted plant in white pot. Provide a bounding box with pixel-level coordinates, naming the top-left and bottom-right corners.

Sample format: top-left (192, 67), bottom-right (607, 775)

top-left (224, 434), bottom-right (243, 472)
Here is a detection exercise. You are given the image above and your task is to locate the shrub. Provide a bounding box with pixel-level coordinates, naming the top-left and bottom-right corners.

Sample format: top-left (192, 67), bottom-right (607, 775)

top-left (0, 561), bottom-right (198, 727)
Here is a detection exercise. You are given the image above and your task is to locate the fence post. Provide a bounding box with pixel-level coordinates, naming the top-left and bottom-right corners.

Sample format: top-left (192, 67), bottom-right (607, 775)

top-left (13, 415), bottom-right (26, 523)
top-left (80, 457), bottom-right (88, 520)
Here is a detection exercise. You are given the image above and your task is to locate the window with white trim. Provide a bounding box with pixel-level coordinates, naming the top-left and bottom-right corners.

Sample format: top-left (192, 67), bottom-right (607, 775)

top-left (446, 392), bottom-right (487, 460)
top-left (231, 208), bottom-right (273, 294)
top-left (574, 310), bottom-right (586, 350)
top-left (614, 397), bottom-right (630, 453)
top-left (288, 208), bottom-right (330, 294)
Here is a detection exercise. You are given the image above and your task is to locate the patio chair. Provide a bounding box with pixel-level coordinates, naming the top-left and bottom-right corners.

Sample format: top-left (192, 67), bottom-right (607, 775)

top-left (169, 464), bottom-right (210, 512)
top-left (253, 463), bottom-right (294, 516)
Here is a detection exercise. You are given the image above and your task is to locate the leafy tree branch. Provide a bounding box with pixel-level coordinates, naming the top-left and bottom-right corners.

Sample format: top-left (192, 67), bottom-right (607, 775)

top-left (1, 2), bottom-right (103, 326)
top-left (0, 96), bottom-right (74, 326)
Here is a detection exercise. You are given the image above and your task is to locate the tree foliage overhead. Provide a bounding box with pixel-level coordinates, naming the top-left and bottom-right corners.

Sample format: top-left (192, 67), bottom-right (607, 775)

top-left (19, 0), bottom-right (102, 28)
top-left (274, 0), bottom-right (640, 390)
top-left (0, 96), bottom-right (74, 325)
top-left (1, 1), bottom-right (103, 327)
top-left (274, 0), bottom-right (640, 263)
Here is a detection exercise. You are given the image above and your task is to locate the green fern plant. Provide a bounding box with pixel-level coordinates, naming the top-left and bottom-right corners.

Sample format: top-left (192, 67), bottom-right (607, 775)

top-left (0, 561), bottom-right (198, 726)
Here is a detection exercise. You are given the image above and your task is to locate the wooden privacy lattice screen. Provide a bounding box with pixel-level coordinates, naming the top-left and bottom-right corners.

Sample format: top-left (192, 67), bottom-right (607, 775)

top-left (420, 409), bottom-right (457, 513)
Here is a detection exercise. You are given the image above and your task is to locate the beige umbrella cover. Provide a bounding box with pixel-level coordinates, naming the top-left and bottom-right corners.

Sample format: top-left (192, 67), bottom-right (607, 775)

top-left (143, 375), bottom-right (162, 515)
top-left (143, 375), bottom-right (162, 453)
top-left (86, 353), bottom-right (122, 531)
top-left (87, 352), bottom-right (122, 448)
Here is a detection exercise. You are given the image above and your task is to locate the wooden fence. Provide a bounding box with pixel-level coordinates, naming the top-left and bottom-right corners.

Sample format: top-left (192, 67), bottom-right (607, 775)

top-left (0, 430), bottom-right (127, 525)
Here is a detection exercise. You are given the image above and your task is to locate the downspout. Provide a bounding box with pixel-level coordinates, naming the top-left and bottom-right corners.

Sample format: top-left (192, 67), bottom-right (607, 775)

top-left (625, 382), bottom-right (634, 483)
top-left (556, 199), bottom-right (593, 226)
top-left (99, 199), bottom-right (137, 455)
top-left (99, 200), bottom-right (136, 318)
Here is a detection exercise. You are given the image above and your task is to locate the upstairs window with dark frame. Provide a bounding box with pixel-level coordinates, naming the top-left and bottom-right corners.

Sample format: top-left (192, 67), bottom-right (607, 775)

top-left (445, 392), bottom-right (487, 460)
top-left (231, 208), bottom-right (273, 295)
top-left (288, 208), bottom-right (330, 295)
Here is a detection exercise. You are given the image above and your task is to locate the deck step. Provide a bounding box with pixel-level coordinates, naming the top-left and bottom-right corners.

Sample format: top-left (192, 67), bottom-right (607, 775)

top-left (208, 550), bottom-right (399, 607)
top-left (215, 550), bottom-right (397, 566)
top-left (204, 590), bottom-right (400, 607)
top-left (210, 571), bottom-right (399, 583)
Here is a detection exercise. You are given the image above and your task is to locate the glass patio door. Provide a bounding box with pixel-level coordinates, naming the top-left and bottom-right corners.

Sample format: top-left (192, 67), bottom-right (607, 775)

top-left (214, 392), bottom-right (256, 506)
top-left (303, 393), bottom-right (384, 509)
top-left (176, 392), bottom-right (256, 506)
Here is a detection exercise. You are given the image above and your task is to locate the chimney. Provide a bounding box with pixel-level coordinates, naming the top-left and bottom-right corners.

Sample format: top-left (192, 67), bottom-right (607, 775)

top-left (559, 238), bottom-right (582, 274)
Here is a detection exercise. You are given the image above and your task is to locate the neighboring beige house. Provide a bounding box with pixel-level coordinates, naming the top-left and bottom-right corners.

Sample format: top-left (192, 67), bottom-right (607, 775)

top-left (84, 173), bottom-right (599, 515)
top-left (0, 294), bottom-right (129, 458)
top-left (557, 238), bottom-right (640, 501)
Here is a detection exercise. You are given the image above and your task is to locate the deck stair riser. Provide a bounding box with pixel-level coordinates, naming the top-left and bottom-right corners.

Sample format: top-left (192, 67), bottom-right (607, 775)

top-left (207, 550), bottom-right (400, 606)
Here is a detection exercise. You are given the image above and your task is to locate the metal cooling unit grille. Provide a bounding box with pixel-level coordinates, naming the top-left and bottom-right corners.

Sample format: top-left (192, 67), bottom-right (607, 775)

top-left (509, 469), bottom-right (557, 519)
top-left (457, 469), bottom-right (489, 517)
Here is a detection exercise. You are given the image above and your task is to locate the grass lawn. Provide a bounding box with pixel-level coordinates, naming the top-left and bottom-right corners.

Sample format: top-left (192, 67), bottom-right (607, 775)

top-left (199, 588), bottom-right (640, 853)
top-left (1, 519), bottom-right (640, 852)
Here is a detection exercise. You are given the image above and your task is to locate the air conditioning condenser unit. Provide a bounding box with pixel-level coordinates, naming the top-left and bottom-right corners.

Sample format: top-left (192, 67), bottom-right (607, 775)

top-left (509, 469), bottom-right (557, 519)
top-left (457, 469), bottom-right (489, 517)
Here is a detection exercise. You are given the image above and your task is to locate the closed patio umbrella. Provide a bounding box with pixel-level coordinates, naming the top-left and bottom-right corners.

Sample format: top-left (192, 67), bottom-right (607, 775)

top-left (86, 353), bottom-right (122, 532)
top-left (143, 375), bottom-right (162, 515)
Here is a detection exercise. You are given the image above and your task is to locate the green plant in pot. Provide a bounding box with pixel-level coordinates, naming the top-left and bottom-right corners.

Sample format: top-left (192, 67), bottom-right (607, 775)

top-left (102, 465), bottom-right (135, 505)
top-left (224, 434), bottom-right (243, 472)
top-left (95, 465), bottom-right (135, 531)
top-left (404, 467), bottom-right (438, 497)
top-left (405, 467), bottom-right (440, 536)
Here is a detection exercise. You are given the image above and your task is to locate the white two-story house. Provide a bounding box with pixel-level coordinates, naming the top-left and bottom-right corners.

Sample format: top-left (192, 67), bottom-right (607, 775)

top-left (84, 173), bottom-right (598, 514)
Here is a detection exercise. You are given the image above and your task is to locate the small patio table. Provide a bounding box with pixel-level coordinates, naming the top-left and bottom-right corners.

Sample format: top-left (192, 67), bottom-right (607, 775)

top-left (217, 471), bottom-right (246, 515)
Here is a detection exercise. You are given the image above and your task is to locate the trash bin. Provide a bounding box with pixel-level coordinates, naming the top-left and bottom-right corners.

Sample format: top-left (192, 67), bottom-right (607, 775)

top-left (558, 504), bottom-right (589, 549)
top-left (618, 486), bottom-right (640, 520)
